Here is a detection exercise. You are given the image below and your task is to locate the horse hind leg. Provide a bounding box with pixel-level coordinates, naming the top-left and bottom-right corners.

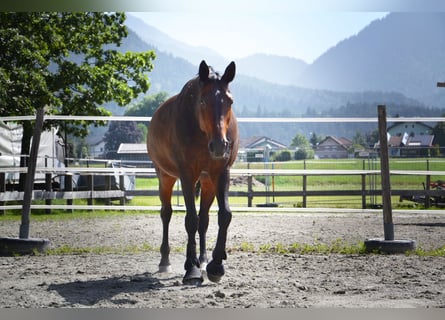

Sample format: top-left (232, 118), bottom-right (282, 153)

top-left (158, 172), bottom-right (176, 273)
top-left (159, 205), bottom-right (172, 273)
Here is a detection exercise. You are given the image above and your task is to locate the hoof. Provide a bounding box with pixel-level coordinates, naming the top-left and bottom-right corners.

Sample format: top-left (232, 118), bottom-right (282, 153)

top-left (183, 265), bottom-right (203, 285)
top-left (158, 264), bottom-right (172, 273)
top-left (206, 260), bottom-right (225, 283)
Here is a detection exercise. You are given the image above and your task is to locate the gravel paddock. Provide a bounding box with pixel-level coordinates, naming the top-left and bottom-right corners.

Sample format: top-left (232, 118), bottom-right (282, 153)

top-left (0, 210), bottom-right (444, 308)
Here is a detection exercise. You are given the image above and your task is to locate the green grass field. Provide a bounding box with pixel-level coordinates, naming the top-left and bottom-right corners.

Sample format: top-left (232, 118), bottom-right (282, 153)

top-left (127, 157), bottom-right (445, 209)
top-left (1, 157), bottom-right (444, 217)
top-left (230, 158), bottom-right (445, 208)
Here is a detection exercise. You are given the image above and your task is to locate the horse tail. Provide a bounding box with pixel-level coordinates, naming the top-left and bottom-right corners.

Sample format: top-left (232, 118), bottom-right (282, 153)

top-left (195, 180), bottom-right (201, 199)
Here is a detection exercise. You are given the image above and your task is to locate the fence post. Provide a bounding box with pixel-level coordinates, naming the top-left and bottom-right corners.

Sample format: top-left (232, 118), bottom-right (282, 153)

top-left (105, 175), bottom-right (111, 206)
top-left (45, 157), bottom-right (52, 214)
top-left (65, 173), bottom-right (73, 213)
top-left (119, 174), bottom-right (125, 210)
top-left (377, 105), bottom-right (394, 240)
top-left (247, 174), bottom-right (253, 207)
top-left (425, 159), bottom-right (431, 208)
top-left (20, 107), bottom-right (45, 238)
top-left (364, 105), bottom-right (416, 254)
top-left (0, 172), bottom-right (5, 215)
top-left (302, 175), bottom-right (307, 208)
top-left (87, 174), bottom-right (93, 211)
top-left (361, 174), bottom-right (367, 209)
top-left (425, 174), bottom-right (431, 209)
top-left (302, 160), bottom-right (307, 207)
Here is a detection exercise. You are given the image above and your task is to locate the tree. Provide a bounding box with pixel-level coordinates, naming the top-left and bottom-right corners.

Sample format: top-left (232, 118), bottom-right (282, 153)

top-left (309, 132), bottom-right (322, 146)
top-left (352, 130), bottom-right (366, 147)
top-left (290, 133), bottom-right (310, 148)
top-left (73, 137), bottom-right (89, 159)
top-left (125, 91), bottom-right (169, 117)
top-left (125, 92), bottom-right (169, 143)
top-left (0, 12), bottom-right (155, 188)
top-left (137, 123), bottom-right (148, 143)
top-left (104, 121), bottom-right (143, 158)
top-left (432, 114), bottom-right (445, 152)
top-left (365, 129), bottom-right (380, 147)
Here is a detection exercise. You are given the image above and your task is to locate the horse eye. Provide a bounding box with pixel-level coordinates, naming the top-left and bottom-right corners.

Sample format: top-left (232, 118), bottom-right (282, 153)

top-left (200, 99), bottom-right (205, 106)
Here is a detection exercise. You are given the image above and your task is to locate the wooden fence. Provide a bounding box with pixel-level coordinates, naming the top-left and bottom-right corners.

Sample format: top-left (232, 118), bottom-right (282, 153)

top-left (1, 166), bottom-right (445, 213)
top-left (2, 114), bottom-right (445, 213)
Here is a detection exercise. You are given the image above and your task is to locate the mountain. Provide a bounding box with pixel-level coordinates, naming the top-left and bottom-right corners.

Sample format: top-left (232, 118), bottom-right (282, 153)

top-left (125, 14), bottom-right (228, 67)
top-left (236, 54), bottom-right (308, 86)
top-left (123, 15), bottom-right (425, 113)
top-left (112, 28), bottom-right (433, 145)
top-left (122, 28), bottom-right (421, 118)
top-left (82, 13), bottom-right (443, 146)
top-left (296, 12), bottom-right (445, 104)
top-left (127, 12), bottom-right (445, 108)
top-left (126, 14), bottom-right (310, 87)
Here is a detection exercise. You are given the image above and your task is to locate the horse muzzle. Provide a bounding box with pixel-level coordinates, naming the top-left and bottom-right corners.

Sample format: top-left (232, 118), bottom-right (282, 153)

top-left (208, 138), bottom-right (230, 159)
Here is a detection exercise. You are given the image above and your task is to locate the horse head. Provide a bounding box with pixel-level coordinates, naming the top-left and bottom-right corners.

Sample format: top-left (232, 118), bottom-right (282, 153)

top-left (196, 60), bottom-right (236, 160)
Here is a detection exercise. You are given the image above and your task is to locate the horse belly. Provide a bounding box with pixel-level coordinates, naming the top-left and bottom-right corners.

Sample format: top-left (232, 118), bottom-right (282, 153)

top-left (148, 141), bottom-right (180, 177)
top-left (147, 104), bottom-right (176, 169)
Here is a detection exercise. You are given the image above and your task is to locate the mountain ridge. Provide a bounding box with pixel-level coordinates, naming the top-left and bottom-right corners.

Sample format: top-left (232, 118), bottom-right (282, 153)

top-left (126, 12), bottom-right (445, 109)
top-left (111, 13), bottom-right (445, 144)
top-left (296, 12), bottom-right (445, 103)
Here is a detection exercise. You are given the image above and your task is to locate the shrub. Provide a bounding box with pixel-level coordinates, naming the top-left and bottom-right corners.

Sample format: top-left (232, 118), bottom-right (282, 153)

top-left (294, 148), bottom-right (314, 160)
top-left (275, 150), bottom-right (291, 161)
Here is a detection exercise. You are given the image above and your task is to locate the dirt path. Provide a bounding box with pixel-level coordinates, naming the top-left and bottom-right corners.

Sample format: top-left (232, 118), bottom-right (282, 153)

top-left (0, 211), bottom-right (444, 307)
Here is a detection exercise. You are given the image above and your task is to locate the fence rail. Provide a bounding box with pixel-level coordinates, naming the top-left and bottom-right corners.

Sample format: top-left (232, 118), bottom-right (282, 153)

top-left (3, 115), bottom-right (445, 123)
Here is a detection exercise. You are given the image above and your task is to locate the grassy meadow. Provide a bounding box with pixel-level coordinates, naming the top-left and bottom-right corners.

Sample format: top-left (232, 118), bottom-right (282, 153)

top-left (1, 157), bottom-right (445, 219)
top-left (131, 157), bottom-right (445, 209)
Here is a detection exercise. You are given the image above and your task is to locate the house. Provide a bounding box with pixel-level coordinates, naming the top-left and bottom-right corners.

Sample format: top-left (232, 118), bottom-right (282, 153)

top-left (116, 143), bottom-right (150, 166)
top-left (388, 122), bottom-right (433, 137)
top-left (88, 138), bottom-right (105, 158)
top-left (402, 135), bottom-right (435, 157)
top-left (239, 136), bottom-right (288, 150)
top-left (375, 133), bottom-right (435, 157)
top-left (375, 122), bottom-right (435, 157)
top-left (314, 136), bottom-right (353, 159)
top-left (238, 136), bottom-right (287, 162)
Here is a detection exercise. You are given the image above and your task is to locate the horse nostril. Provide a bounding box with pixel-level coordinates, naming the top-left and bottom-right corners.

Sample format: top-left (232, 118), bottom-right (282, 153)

top-left (209, 139), bottom-right (229, 158)
top-left (208, 141), bottom-right (215, 153)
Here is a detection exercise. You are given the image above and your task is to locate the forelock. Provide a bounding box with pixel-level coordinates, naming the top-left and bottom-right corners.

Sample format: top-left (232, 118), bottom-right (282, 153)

top-left (208, 66), bottom-right (220, 80)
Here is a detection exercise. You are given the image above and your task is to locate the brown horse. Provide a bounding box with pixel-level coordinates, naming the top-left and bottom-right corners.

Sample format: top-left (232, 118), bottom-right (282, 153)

top-left (147, 60), bottom-right (238, 285)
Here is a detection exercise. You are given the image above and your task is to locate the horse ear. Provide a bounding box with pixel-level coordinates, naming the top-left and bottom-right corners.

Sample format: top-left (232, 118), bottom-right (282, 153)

top-left (199, 60), bottom-right (209, 81)
top-left (222, 61), bottom-right (236, 83)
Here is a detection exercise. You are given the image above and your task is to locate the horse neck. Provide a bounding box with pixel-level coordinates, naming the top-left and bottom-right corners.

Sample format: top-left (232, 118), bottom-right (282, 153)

top-left (174, 78), bottom-right (202, 133)
top-left (177, 79), bottom-right (200, 117)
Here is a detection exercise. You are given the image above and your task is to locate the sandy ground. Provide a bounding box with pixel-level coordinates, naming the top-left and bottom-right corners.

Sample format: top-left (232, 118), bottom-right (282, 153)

top-left (0, 210), bottom-right (445, 308)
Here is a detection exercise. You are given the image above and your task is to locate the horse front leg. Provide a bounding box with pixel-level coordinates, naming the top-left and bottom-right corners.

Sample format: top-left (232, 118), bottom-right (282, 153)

top-left (181, 177), bottom-right (204, 285)
top-left (206, 168), bottom-right (232, 283)
top-left (197, 175), bottom-right (216, 271)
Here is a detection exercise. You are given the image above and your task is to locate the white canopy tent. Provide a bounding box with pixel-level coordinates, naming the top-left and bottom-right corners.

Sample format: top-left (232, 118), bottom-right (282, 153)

top-left (0, 121), bottom-right (65, 184)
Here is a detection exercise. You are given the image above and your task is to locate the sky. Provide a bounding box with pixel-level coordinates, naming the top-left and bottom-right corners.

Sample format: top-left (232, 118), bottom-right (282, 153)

top-left (129, 11), bottom-right (388, 64)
